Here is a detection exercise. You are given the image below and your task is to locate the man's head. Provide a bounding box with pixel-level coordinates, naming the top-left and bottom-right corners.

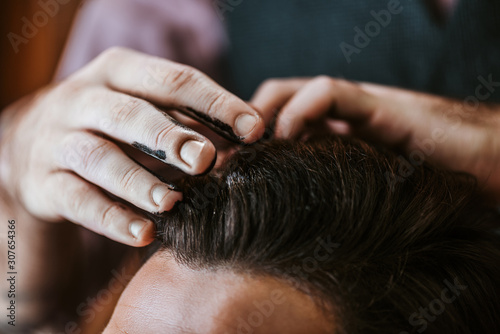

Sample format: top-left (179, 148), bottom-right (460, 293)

top-left (105, 135), bottom-right (500, 333)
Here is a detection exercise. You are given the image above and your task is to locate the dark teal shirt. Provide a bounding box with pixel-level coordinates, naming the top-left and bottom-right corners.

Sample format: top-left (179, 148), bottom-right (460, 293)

top-left (224, 0), bottom-right (500, 101)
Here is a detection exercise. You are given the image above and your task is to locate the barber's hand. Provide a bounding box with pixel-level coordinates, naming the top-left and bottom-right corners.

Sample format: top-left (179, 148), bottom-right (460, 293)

top-left (251, 77), bottom-right (500, 202)
top-left (0, 47), bottom-right (264, 247)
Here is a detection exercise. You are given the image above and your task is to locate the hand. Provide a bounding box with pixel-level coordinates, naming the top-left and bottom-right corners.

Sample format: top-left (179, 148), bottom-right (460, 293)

top-left (0, 47), bottom-right (265, 247)
top-left (251, 76), bottom-right (500, 202)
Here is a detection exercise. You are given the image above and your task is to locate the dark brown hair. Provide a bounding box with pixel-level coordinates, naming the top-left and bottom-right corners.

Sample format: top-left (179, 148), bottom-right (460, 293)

top-left (154, 135), bottom-right (500, 333)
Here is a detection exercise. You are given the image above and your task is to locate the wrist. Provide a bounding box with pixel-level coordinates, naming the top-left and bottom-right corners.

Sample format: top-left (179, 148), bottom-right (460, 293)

top-left (0, 101), bottom-right (21, 200)
top-left (0, 94), bottom-right (37, 212)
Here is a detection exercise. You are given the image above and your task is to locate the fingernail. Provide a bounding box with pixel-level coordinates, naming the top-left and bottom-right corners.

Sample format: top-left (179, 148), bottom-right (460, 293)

top-left (151, 185), bottom-right (170, 206)
top-left (180, 140), bottom-right (206, 167)
top-left (130, 220), bottom-right (149, 238)
top-left (234, 114), bottom-right (258, 138)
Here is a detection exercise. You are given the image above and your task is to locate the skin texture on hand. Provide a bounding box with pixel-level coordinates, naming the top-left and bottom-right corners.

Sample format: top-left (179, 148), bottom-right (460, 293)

top-left (251, 76), bottom-right (500, 203)
top-left (0, 47), bottom-right (265, 247)
top-left (0, 47), bottom-right (265, 331)
top-left (5, 67), bottom-right (498, 331)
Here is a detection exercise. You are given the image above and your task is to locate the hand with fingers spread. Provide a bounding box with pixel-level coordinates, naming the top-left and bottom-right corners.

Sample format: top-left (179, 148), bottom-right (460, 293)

top-left (0, 47), bottom-right (264, 247)
top-left (252, 76), bottom-right (500, 202)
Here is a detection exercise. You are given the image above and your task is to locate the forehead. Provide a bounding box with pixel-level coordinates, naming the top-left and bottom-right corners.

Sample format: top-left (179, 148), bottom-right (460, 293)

top-left (104, 252), bottom-right (334, 334)
top-left (105, 253), bottom-right (238, 333)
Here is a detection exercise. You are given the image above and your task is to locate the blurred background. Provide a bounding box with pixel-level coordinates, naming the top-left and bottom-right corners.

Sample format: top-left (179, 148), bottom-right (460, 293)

top-left (0, 0), bottom-right (82, 110)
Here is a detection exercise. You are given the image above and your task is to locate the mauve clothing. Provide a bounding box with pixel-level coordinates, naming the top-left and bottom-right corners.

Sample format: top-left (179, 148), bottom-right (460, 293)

top-left (56, 0), bottom-right (227, 81)
top-left (57, 0), bottom-right (500, 104)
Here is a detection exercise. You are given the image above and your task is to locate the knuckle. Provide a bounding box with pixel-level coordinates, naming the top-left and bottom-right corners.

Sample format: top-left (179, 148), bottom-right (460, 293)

top-left (120, 166), bottom-right (144, 192)
top-left (111, 97), bottom-right (146, 125)
top-left (71, 138), bottom-right (110, 172)
top-left (152, 122), bottom-right (177, 148)
top-left (60, 134), bottom-right (87, 168)
top-left (98, 46), bottom-right (128, 64)
top-left (52, 80), bottom-right (87, 103)
top-left (89, 47), bottom-right (130, 73)
top-left (313, 75), bottom-right (335, 88)
top-left (66, 182), bottom-right (93, 217)
top-left (99, 203), bottom-right (125, 230)
top-left (206, 91), bottom-right (227, 117)
top-left (165, 65), bottom-right (198, 93)
top-left (259, 78), bottom-right (282, 93)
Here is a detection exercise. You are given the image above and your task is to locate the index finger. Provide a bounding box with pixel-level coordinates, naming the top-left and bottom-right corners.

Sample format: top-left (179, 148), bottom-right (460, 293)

top-left (85, 47), bottom-right (265, 144)
top-left (276, 77), bottom-right (377, 138)
top-left (251, 78), bottom-right (309, 124)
